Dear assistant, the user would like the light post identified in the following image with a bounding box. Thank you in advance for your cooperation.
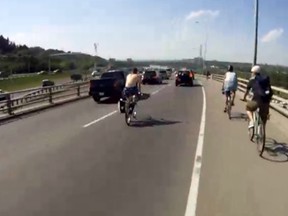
[195,21,208,73]
[253,0,259,66]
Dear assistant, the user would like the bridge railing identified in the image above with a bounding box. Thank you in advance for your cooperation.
[0,81,89,119]
[198,74,288,118]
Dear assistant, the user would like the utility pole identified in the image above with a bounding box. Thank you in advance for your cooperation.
[253,0,259,66]
[199,44,205,73]
[199,44,202,68]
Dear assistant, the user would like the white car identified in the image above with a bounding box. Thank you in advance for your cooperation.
[92,70,101,77]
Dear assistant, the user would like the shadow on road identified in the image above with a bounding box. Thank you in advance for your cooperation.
[144,82,169,85]
[262,138,288,162]
[230,112,248,121]
[131,117,181,128]
[100,93,151,104]
[177,84,202,88]
[99,97,119,104]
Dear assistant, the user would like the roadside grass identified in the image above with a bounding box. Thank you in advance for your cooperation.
[0,73,71,92]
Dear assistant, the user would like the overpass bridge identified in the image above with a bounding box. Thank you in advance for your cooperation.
[0,76,287,216]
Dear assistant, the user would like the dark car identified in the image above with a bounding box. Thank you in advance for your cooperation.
[42,79,55,87]
[159,70,169,80]
[70,73,83,82]
[142,70,162,84]
[0,89,7,102]
[175,70,194,86]
[89,70,127,103]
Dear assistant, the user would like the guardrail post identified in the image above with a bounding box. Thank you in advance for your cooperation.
[49,87,53,104]
[77,85,80,96]
[6,94,13,115]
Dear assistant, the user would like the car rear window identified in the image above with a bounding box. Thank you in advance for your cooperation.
[159,71,167,74]
[101,72,123,79]
[179,71,190,75]
[144,71,156,76]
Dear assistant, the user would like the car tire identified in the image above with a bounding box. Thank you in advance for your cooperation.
[92,95,101,103]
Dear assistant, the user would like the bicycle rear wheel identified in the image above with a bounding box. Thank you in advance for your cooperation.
[227,98,232,120]
[125,98,132,126]
[256,118,266,156]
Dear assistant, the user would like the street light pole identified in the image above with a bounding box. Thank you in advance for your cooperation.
[195,21,208,73]
[253,0,259,66]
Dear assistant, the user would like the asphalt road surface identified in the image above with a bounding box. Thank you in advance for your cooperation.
[0,78,288,216]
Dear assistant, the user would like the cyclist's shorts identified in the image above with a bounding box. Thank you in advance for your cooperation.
[246,100,269,123]
[123,86,138,98]
[224,90,235,97]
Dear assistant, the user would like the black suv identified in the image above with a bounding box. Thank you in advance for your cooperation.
[175,70,194,86]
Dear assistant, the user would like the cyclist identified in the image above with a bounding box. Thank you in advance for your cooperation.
[241,65,273,129]
[206,71,211,79]
[123,67,141,98]
[222,65,238,112]
[121,68,142,116]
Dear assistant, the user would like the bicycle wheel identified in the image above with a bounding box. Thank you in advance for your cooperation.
[248,112,255,141]
[227,97,232,120]
[125,98,132,126]
[256,117,266,156]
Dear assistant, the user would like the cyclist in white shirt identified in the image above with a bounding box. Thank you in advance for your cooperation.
[222,65,238,112]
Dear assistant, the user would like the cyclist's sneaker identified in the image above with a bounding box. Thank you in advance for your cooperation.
[248,121,254,129]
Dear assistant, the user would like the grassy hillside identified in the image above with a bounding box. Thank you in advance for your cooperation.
[0,35,108,76]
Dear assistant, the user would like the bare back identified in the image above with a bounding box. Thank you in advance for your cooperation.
[125,73,141,88]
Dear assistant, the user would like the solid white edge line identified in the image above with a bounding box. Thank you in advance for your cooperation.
[184,83,206,216]
[83,110,117,128]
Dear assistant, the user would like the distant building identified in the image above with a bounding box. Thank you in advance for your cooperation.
[127,58,133,63]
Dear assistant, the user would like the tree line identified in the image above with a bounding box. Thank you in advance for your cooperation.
[0,35,107,76]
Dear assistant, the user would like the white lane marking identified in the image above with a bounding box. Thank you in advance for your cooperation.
[151,85,167,95]
[184,83,207,216]
[83,110,117,128]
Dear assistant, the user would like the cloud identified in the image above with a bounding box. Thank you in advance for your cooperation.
[261,28,284,43]
[186,10,220,21]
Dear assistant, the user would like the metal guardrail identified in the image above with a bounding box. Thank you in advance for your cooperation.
[200,73,288,118]
[0,81,90,118]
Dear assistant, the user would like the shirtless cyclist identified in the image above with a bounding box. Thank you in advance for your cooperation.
[123,67,142,99]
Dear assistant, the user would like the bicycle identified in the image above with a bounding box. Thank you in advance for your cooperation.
[124,94,139,126]
[222,90,232,120]
[241,99,266,156]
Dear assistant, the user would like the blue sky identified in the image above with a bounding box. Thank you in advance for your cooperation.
[1,0,287,65]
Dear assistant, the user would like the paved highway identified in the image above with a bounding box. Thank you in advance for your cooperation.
[0,78,287,216]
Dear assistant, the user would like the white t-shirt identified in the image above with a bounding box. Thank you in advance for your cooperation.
[224,71,237,90]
